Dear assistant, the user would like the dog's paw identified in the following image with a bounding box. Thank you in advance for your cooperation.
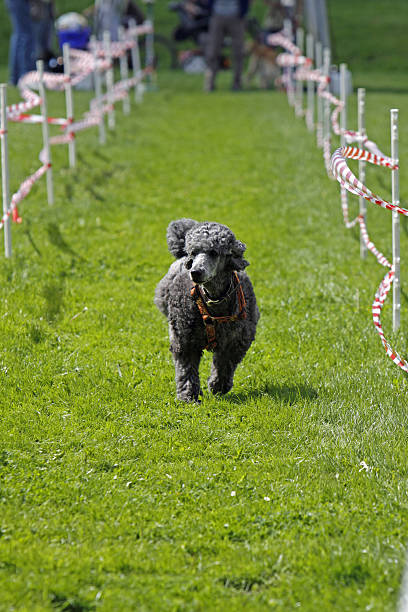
[177,385,201,403]
[177,392,201,404]
[207,377,233,396]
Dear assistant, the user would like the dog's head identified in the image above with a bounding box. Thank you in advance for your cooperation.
[184,222,249,284]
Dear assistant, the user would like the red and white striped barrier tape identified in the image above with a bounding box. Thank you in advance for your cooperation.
[331,146,402,214]
[1,23,150,228]
[267,31,392,166]
[8,112,69,127]
[266,30,407,374]
[276,53,311,68]
[8,21,151,118]
[331,146,408,372]
[266,32,300,55]
[372,268,408,372]
[0,162,50,230]
[358,213,391,268]
[340,186,359,228]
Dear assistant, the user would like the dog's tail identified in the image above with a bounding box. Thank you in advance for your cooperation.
[166,218,198,259]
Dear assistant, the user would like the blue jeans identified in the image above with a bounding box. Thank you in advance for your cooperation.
[5,0,35,85]
[32,3,54,59]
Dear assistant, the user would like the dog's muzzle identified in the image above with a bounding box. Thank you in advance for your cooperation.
[186,252,212,284]
[190,269,205,283]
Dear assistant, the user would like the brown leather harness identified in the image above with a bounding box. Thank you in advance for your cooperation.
[190,271,247,351]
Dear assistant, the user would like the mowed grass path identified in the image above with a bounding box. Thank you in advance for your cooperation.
[1,72,408,611]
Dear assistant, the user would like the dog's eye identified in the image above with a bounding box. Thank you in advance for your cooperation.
[185,258,193,270]
[209,250,217,258]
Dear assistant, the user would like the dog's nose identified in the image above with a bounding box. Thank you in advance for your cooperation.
[191,269,204,283]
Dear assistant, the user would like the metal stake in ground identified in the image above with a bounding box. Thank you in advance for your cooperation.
[315,40,323,148]
[129,19,143,103]
[295,27,304,118]
[91,35,106,145]
[63,43,76,168]
[143,0,155,89]
[0,84,11,257]
[322,47,331,166]
[306,33,314,131]
[37,60,54,205]
[118,26,130,115]
[391,108,400,332]
[339,63,348,222]
[103,30,115,130]
[357,88,367,259]
[283,19,294,107]
[339,63,348,148]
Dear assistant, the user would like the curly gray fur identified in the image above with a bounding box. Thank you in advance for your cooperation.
[155,219,260,402]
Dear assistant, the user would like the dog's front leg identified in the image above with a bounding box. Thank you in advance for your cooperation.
[172,350,202,403]
[208,351,242,396]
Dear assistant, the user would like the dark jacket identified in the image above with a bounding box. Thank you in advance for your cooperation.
[208,0,250,18]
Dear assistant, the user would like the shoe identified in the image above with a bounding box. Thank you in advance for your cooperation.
[231,82,243,91]
[204,69,216,92]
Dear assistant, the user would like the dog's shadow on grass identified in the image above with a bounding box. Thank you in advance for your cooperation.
[46,222,84,261]
[22,219,42,256]
[227,382,318,405]
[42,280,65,323]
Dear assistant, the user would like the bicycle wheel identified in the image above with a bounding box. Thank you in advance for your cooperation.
[139,34,178,70]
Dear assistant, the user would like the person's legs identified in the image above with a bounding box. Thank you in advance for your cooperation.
[204,14,225,91]
[32,20,42,59]
[5,0,20,84]
[228,16,246,89]
[32,8,54,60]
[95,3,121,41]
[5,0,35,84]
[7,28,18,85]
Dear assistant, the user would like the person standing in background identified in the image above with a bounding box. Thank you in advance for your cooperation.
[262,0,284,32]
[93,0,125,41]
[4,0,36,85]
[30,0,56,61]
[204,0,250,92]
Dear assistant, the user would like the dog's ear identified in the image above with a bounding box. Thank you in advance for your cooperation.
[229,240,249,270]
[166,218,198,259]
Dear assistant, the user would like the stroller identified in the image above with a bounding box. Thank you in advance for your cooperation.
[169,1,210,47]
[169,1,230,72]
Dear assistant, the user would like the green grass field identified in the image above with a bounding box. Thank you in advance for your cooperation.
[0,2,408,611]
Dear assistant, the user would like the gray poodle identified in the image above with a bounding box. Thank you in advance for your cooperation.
[155,218,260,402]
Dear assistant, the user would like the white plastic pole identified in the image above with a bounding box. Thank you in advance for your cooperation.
[340,63,347,147]
[103,30,115,130]
[295,27,304,118]
[339,62,348,222]
[306,33,314,131]
[283,19,294,107]
[322,47,331,157]
[37,60,54,206]
[391,108,400,332]
[129,19,143,103]
[91,36,106,145]
[0,84,11,257]
[118,26,130,114]
[315,40,323,147]
[144,0,155,87]
[357,88,367,259]
[63,43,76,168]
